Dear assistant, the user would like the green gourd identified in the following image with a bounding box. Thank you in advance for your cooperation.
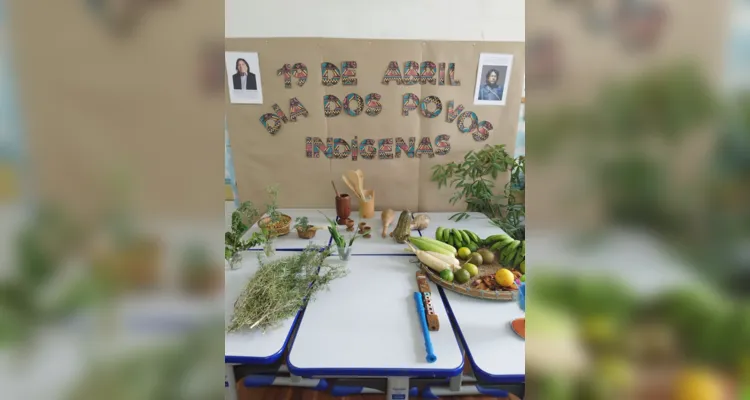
[390,210,412,243]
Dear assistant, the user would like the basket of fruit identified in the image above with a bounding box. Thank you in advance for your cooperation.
[406,234,523,301]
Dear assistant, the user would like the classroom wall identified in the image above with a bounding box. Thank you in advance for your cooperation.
[225,0,525,42]
[225,0,526,211]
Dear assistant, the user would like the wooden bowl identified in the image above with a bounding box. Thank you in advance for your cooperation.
[258,214,292,237]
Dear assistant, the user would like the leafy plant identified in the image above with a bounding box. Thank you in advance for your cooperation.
[320,212,364,248]
[228,185,286,261]
[224,211,264,264]
[265,185,281,223]
[236,200,261,227]
[431,145,525,239]
[294,216,312,231]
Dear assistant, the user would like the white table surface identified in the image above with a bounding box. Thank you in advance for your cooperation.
[288,255,464,376]
[225,251,302,363]
[441,289,525,381]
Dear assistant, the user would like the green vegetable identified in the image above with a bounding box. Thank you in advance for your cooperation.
[409,236,456,256]
[455,268,471,284]
[440,269,454,282]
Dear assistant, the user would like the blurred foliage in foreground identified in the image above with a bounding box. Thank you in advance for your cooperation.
[527,273,750,399]
[529,61,750,292]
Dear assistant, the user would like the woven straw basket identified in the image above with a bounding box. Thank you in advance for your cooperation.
[418,262,518,301]
[258,214,292,237]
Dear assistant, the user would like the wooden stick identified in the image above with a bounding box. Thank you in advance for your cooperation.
[331,180,340,198]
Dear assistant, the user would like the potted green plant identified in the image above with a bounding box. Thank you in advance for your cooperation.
[321,212,364,261]
[257,185,292,238]
[294,216,319,239]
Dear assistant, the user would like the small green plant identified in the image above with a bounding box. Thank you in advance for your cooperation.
[320,212,364,248]
[294,216,312,231]
[431,145,525,240]
[236,200,261,227]
[265,185,281,223]
[225,210,264,267]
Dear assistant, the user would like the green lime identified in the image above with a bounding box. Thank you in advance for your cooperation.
[455,268,471,284]
[469,252,483,266]
[439,269,454,282]
[521,274,526,282]
[519,260,525,274]
[463,263,479,277]
[457,247,471,260]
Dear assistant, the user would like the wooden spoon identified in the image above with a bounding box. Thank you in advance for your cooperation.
[341,171,362,199]
[354,169,371,201]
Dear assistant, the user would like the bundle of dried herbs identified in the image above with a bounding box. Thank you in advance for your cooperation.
[228,245,347,332]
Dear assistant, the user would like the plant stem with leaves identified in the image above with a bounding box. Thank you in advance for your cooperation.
[431,145,525,240]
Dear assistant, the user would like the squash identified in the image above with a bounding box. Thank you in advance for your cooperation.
[381,209,395,238]
[389,210,412,243]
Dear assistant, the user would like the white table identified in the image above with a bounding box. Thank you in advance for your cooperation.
[440,290,525,383]
[288,255,465,399]
[225,251,306,400]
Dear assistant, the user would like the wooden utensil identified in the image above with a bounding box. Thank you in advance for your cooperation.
[354,169,371,201]
[331,180,340,198]
[342,170,363,199]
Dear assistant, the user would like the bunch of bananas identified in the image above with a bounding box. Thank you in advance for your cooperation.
[485,234,525,270]
[435,227,481,251]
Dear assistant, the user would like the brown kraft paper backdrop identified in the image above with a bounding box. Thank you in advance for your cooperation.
[226,38,524,212]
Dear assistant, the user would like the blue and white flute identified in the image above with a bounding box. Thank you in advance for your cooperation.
[413,292,437,363]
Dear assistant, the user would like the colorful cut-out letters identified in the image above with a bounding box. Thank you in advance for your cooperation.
[305,136,450,159]
[383,61,459,86]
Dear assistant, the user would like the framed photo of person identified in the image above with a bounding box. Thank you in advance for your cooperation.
[473,53,514,106]
[225,51,264,104]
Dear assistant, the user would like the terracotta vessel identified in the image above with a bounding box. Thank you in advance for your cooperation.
[335,194,351,224]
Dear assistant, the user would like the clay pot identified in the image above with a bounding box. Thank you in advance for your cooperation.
[335,194,351,224]
[296,227,317,239]
[345,218,355,231]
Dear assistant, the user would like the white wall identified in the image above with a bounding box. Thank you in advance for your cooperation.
[226,0,525,41]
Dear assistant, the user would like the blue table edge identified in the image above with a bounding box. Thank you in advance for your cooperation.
[286,358,464,379]
[225,308,303,365]
[437,286,525,384]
